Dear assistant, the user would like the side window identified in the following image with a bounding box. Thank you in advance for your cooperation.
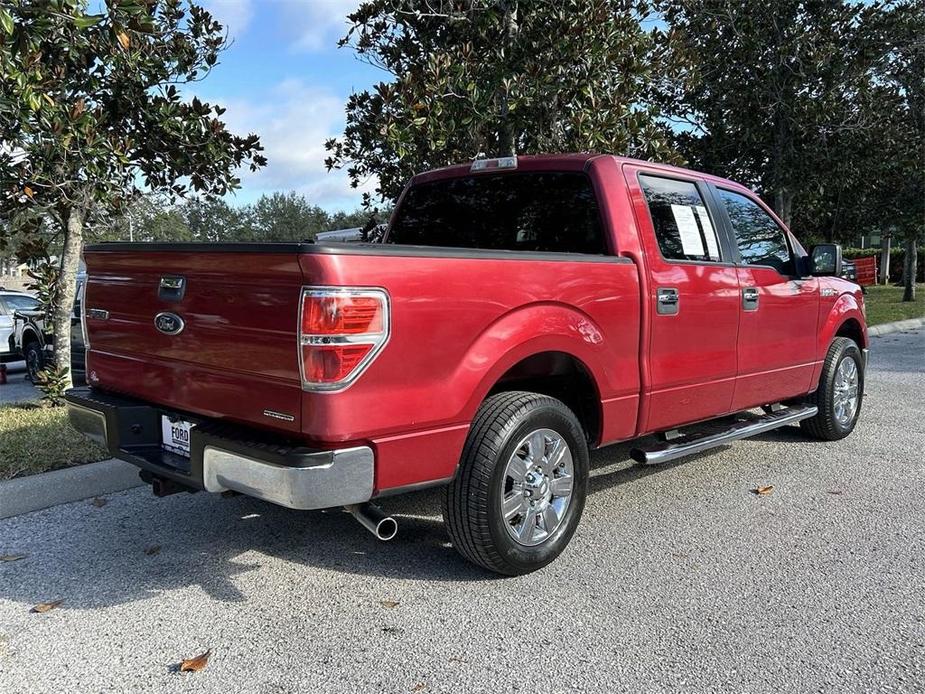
[717,189,794,275]
[639,174,722,263]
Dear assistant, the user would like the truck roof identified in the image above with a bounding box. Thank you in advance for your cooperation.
[411,153,750,193]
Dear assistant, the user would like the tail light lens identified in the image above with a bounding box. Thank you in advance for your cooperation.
[299,287,389,391]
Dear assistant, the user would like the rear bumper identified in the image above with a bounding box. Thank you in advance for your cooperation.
[64,387,374,510]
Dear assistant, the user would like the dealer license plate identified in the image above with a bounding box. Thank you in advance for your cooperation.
[161,416,192,457]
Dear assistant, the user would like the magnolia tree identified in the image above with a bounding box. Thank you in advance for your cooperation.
[325,0,688,203]
[0,0,265,389]
[656,0,914,233]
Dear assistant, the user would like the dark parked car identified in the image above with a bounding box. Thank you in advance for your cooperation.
[841,259,857,282]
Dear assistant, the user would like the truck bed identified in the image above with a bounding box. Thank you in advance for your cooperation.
[82,241,642,490]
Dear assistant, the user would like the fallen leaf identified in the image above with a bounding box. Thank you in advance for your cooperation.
[0,554,27,562]
[31,600,63,613]
[448,656,468,664]
[144,545,161,556]
[751,485,774,496]
[179,649,211,673]
[381,626,403,634]
[90,497,107,507]
[411,684,426,693]
[380,600,400,609]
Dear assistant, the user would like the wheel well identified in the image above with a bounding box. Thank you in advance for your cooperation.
[488,351,602,446]
[22,328,41,348]
[835,318,866,349]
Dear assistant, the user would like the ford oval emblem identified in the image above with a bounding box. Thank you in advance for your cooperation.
[154,312,185,335]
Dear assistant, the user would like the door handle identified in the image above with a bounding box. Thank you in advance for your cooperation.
[742,287,759,311]
[657,287,679,315]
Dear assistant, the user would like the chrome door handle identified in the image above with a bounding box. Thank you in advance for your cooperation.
[657,287,679,315]
[742,287,759,311]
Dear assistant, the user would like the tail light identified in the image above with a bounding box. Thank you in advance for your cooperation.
[298,287,390,391]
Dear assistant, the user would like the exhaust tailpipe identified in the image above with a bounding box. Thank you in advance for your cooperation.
[346,503,398,541]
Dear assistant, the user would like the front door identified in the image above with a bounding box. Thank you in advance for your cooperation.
[711,186,820,409]
[625,167,741,432]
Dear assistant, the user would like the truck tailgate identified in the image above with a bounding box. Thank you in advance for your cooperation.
[82,247,305,434]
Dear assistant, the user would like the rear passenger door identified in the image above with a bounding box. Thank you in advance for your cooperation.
[626,167,741,431]
[711,187,819,409]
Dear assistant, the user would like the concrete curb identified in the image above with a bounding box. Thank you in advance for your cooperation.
[868,317,924,337]
[0,458,143,520]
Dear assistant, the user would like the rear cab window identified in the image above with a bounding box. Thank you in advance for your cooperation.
[387,171,606,254]
[638,175,722,263]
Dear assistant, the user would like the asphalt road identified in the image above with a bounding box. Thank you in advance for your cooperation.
[0,361,38,405]
[1,330,923,694]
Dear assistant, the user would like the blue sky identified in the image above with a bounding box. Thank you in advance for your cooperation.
[194,1,379,211]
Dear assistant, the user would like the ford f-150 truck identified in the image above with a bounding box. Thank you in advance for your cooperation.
[66,154,867,575]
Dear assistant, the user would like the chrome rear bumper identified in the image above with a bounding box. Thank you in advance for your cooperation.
[201,445,373,509]
[64,387,374,511]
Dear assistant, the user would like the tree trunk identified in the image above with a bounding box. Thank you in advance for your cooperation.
[773,188,793,228]
[902,237,917,302]
[879,233,892,284]
[51,207,84,390]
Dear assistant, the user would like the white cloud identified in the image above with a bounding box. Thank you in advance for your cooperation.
[283,0,363,52]
[202,0,255,39]
[219,78,375,210]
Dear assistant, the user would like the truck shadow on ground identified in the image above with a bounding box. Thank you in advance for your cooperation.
[0,440,739,612]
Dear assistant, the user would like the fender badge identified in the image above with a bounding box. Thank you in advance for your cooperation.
[154,312,185,335]
[263,410,295,422]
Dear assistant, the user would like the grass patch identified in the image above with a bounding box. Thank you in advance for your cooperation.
[0,403,108,480]
[863,283,924,327]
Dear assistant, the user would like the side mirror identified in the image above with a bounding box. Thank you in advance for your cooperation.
[809,244,843,276]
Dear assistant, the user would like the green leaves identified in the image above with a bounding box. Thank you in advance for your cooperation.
[0,8,13,36]
[659,0,921,242]
[0,0,265,215]
[0,0,266,389]
[328,0,683,204]
[73,14,104,30]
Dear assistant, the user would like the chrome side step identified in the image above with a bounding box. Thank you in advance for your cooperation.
[630,405,818,465]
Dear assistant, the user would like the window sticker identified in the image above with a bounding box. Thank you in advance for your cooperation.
[695,206,719,259]
[670,204,705,256]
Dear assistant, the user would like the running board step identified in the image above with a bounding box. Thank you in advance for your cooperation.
[630,405,818,465]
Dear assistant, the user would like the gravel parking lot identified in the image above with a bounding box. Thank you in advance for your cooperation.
[0,330,923,694]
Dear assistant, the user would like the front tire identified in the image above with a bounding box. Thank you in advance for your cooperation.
[24,340,44,382]
[443,391,589,575]
[800,337,864,441]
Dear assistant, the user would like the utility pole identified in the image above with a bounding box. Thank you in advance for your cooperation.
[879,230,892,285]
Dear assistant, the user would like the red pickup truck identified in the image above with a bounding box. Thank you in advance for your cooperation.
[66,154,867,575]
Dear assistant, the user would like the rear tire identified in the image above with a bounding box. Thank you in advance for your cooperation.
[800,337,864,441]
[443,391,589,575]
[24,340,44,382]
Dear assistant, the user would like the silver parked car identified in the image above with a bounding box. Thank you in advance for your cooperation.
[0,280,87,382]
[0,289,41,365]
